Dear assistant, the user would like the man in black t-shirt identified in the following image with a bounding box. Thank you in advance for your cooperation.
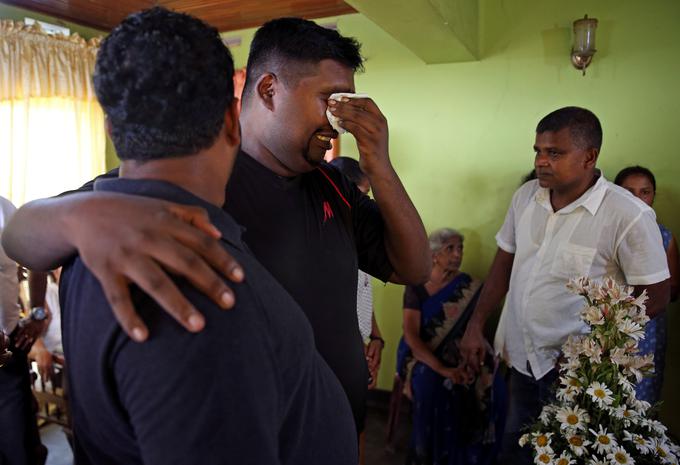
[2,17,431,434]
[58,9,357,463]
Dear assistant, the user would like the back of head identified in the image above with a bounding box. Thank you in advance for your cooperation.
[94,7,234,161]
[614,165,657,191]
[536,106,602,151]
[329,157,366,185]
[242,17,363,102]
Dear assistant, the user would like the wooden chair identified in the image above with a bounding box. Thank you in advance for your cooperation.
[30,354,73,446]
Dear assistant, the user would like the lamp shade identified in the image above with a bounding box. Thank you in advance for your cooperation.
[573,15,598,56]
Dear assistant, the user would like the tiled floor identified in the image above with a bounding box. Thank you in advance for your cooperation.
[39,396,412,465]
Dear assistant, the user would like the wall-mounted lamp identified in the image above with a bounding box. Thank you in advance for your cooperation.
[571,15,598,76]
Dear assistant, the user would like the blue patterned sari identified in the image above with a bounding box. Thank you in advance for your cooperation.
[635,223,672,404]
[397,273,506,465]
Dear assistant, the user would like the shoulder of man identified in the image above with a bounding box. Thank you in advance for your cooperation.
[599,180,656,222]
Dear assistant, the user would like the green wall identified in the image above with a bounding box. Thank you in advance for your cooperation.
[229,0,680,429]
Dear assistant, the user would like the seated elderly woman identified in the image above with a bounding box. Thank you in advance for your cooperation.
[396,228,505,465]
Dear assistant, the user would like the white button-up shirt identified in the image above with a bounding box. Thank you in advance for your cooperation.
[0,196,20,335]
[494,174,669,380]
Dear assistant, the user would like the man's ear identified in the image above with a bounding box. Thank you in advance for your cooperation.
[584,147,599,169]
[223,98,241,148]
[256,73,277,111]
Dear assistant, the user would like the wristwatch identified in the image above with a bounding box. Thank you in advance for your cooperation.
[30,306,47,321]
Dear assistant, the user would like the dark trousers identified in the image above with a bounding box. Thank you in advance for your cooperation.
[0,335,45,465]
[498,367,558,465]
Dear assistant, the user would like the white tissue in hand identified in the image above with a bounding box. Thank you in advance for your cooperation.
[326,93,369,134]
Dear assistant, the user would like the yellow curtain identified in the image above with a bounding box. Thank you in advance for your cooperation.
[0,20,105,205]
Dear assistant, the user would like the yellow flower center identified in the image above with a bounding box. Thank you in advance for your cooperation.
[557,459,568,465]
[569,436,583,446]
[598,435,610,445]
[536,436,549,447]
[658,447,668,458]
[594,388,606,398]
[623,410,631,418]
[567,414,578,425]
[635,437,645,445]
[615,452,627,463]
[538,454,551,464]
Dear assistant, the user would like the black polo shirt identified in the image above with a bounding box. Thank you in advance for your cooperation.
[60,178,357,465]
[68,150,394,431]
[225,151,393,430]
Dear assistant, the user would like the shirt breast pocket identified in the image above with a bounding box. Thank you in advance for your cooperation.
[550,243,597,280]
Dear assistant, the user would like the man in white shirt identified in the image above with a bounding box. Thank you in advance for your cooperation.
[459,107,670,464]
[0,195,47,464]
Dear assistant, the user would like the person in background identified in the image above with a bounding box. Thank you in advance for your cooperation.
[0,195,48,465]
[329,156,384,389]
[397,228,506,465]
[614,165,679,404]
[28,269,62,383]
[459,107,671,464]
[57,8,357,464]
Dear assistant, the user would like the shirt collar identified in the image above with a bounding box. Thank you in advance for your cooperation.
[534,170,609,215]
[94,177,245,249]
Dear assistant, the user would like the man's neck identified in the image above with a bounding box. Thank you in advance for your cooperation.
[119,151,230,207]
[240,111,297,178]
[550,171,599,212]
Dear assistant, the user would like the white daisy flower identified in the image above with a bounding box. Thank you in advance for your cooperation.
[555,451,576,465]
[652,438,672,462]
[519,433,531,447]
[617,374,635,394]
[534,450,554,465]
[590,425,617,454]
[613,405,638,427]
[531,432,554,449]
[587,459,608,465]
[649,420,668,435]
[539,406,555,426]
[556,405,590,431]
[586,381,614,408]
[566,433,590,457]
[606,445,634,464]
[623,431,653,454]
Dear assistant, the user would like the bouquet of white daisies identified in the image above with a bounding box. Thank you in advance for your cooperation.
[519,276,679,465]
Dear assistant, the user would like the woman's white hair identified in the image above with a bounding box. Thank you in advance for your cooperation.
[428,228,464,253]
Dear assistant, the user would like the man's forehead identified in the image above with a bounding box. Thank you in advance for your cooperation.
[296,59,355,91]
[534,127,573,146]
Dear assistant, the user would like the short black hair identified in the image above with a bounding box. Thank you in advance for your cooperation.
[94,7,234,161]
[329,157,366,185]
[614,165,657,191]
[243,17,363,101]
[536,107,602,151]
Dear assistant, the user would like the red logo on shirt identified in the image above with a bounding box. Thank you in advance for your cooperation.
[323,201,334,223]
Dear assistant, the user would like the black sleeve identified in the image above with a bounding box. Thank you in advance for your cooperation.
[319,164,394,281]
[57,168,119,197]
[112,284,282,465]
[403,285,423,310]
[352,191,394,282]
